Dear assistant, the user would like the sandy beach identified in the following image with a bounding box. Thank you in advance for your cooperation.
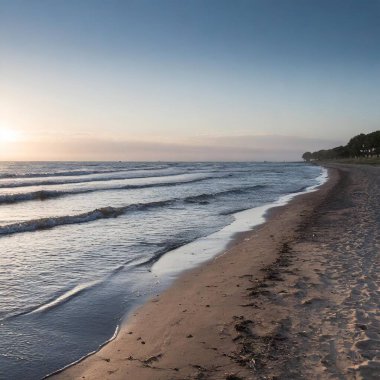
[52,163,379,380]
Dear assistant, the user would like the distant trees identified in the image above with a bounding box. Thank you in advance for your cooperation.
[302,152,312,162]
[302,131,380,161]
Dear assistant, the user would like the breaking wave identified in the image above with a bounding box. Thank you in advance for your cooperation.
[0,200,174,236]
[28,281,101,314]
[135,240,191,267]
[0,165,171,180]
[0,176,215,204]
[183,184,267,204]
[0,171,188,189]
[0,169,124,179]
[0,184,270,236]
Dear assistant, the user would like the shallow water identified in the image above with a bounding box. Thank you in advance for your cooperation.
[0,161,323,379]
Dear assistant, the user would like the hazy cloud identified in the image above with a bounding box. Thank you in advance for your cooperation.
[4,135,344,161]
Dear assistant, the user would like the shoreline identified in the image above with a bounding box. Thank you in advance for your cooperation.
[151,167,327,280]
[52,164,379,379]
[51,167,337,379]
[47,167,328,379]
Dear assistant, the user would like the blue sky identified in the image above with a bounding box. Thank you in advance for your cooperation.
[0,0,379,160]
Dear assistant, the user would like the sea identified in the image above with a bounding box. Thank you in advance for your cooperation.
[0,161,326,379]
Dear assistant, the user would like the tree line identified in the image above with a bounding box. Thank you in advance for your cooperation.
[302,131,380,161]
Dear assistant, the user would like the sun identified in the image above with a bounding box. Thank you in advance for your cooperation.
[0,128,21,142]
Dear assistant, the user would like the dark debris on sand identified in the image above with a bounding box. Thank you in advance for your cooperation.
[227,165,380,380]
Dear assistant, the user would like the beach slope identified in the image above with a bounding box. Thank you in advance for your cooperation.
[52,164,379,380]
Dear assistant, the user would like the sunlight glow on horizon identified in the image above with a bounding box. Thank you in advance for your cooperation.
[0,0,379,161]
[0,127,22,143]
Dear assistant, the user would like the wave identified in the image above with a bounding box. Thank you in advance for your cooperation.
[0,190,65,203]
[183,184,267,204]
[135,240,191,267]
[0,169,124,179]
[289,185,308,193]
[0,200,174,236]
[5,281,102,321]
[219,207,252,216]
[29,281,100,314]
[0,176,214,204]
[0,165,171,180]
[0,171,188,189]
[0,184,268,236]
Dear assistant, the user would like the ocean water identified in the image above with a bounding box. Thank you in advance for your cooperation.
[0,161,324,379]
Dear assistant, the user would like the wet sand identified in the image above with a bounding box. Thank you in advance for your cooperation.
[52,164,379,380]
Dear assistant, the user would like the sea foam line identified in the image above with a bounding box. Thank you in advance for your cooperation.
[24,165,167,178]
[0,164,174,180]
[0,175,214,205]
[0,170,188,189]
[0,168,126,179]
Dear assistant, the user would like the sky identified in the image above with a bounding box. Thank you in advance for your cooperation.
[0,0,379,161]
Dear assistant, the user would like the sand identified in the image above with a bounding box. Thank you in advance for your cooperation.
[51,164,380,380]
